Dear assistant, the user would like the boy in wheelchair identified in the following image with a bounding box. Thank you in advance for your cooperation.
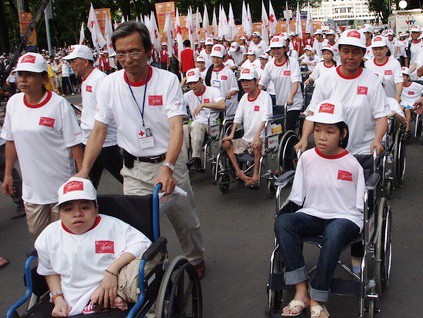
[183,68,226,172]
[274,100,365,317]
[34,177,152,316]
[221,67,273,186]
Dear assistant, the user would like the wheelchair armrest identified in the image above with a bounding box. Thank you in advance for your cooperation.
[26,248,38,258]
[142,237,167,262]
[365,172,380,191]
[275,170,296,188]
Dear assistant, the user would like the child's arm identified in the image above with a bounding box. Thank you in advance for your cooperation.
[45,274,71,317]
[91,252,136,309]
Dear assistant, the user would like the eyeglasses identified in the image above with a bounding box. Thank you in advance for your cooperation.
[114,51,143,61]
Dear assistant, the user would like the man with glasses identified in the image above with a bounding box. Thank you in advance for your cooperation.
[76,22,206,279]
[63,45,123,189]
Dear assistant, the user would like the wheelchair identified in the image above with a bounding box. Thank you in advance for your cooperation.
[214,104,301,197]
[7,184,203,318]
[413,112,423,143]
[266,152,392,318]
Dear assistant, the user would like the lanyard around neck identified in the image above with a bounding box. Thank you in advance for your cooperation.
[126,72,149,127]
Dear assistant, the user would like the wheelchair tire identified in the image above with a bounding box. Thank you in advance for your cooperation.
[155,255,203,318]
[392,129,406,187]
[267,179,276,198]
[218,174,231,193]
[374,198,392,296]
[366,297,377,318]
[266,246,286,315]
[277,130,299,174]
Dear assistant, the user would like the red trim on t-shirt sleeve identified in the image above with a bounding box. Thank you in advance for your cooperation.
[61,215,102,234]
[124,66,153,87]
[336,66,363,80]
[315,147,349,159]
[24,91,52,109]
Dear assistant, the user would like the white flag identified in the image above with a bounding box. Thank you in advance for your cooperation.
[104,16,116,68]
[195,7,202,43]
[242,1,247,37]
[87,3,107,50]
[203,4,210,37]
[150,12,161,53]
[268,0,277,36]
[186,7,195,49]
[121,15,125,23]
[218,5,228,40]
[261,2,269,45]
[228,4,236,41]
[285,1,290,34]
[306,2,313,35]
[164,13,173,58]
[79,22,85,45]
[174,9,184,61]
[212,7,218,38]
[246,4,253,38]
[296,1,302,39]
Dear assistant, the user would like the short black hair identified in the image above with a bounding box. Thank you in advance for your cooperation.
[111,21,152,53]
[183,40,191,47]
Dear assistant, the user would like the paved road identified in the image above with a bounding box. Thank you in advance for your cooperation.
[0,94,422,317]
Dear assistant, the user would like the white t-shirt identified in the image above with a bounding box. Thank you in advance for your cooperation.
[199,49,212,68]
[229,47,247,65]
[299,54,319,72]
[95,67,186,157]
[387,97,405,118]
[401,81,423,108]
[406,39,423,67]
[397,39,406,57]
[240,59,261,71]
[248,40,269,57]
[62,62,70,77]
[224,58,236,70]
[365,57,403,98]
[322,40,340,62]
[256,66,276,95]
[308,66,390,155]
[259,57,304,111]
[209,65,239,116]
[413,50,423,79]
[1,91,83,204]
[81,68,117,146]
[312,39,325,58]
[309,61,336,83]
[234,90,273,142]
[387,38,399,58]
[183,86,224,125]
[35,214,151,316]
[364,44,374,61]
[289,148,365,230]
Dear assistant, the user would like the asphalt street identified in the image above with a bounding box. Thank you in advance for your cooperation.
[0,94,422,317]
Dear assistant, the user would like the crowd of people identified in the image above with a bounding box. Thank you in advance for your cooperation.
[1,20,423,317]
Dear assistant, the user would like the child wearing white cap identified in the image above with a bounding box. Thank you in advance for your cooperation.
[35,177,152,316]
[275,100,365,318]
[304,46,337,87]
[400,67,423,137]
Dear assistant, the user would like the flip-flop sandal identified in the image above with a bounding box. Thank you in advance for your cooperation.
[0,257,9,270]
[281,300,308,316]
[82,303,107,315]
[310,305,330,318]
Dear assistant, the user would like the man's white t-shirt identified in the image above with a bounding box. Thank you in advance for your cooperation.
[259,57,303,111]
[95,67,186,157]
[387,38,399,58]
[248,40,269,57]
[401,81,423,107]
[240,59,261,71]
[234,90,273,142]
[364,44,374,61]
[229,46,247,65]
[81,68,117,146]
[256,66,276,95]
[289,148,365,230]
[208,65,239,116]
[312,39,325,58]
[308,66,390,155]
[365,57,403,98]
[183,86,224,125]
[1,91,83,204]
[407,39,423,67]
[35,214,151,316]
[309,61,336,83]
[199,49,212,68]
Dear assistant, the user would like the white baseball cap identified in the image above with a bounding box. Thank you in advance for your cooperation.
[321,45,334,54]
[205,37,214,45]
[246,48,256,56]
[269,36,286,48]
[401,67,410,76]
[315,30,323,35]
[259,52,269,59]
[161,42,167,46]
[411,25,421,33]
[240,36,246,40]
[386,29,394,36]
[326,30,336,36]
[361,24,374,34]
[186,68,201,83]
[252,31,261,38]
[229,42,240,52]
[14,53,48,73]
[196,56,205,63]
[304,45,313,51]
[371,35,388,48]
[238,67,258,80]
[289,32,296,37]
[307,100,345,124]
[54,177,97,210]
[210,44,226,58]
[63,45,94,61]
[339,29,366,49]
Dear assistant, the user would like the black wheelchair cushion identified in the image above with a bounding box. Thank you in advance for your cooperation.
[277,201,301,216]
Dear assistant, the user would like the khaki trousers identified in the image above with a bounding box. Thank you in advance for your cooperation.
[24,202,58,238]
[183,123,208,158]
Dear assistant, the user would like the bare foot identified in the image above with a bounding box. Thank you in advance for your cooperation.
[236,170,252,184]
[114,296,128,311]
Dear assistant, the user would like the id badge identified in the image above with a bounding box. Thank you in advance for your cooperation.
[212,80,221,88]
[138,127,155,149]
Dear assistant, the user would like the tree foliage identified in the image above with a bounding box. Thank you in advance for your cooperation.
[369,0,423,24]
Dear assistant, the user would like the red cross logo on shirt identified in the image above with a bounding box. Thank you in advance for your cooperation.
[139,131,145,137]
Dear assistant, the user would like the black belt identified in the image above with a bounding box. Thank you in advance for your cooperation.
[123,150,166,164]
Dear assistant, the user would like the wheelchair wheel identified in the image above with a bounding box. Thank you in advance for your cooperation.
[374,198,392,296]
[267,179,276,198]
[266,246,285,316]
[365,297,377,318]
[218,173,230,193]
[155,256,203,318]
[277,130,299,174]
[392,129,406,187]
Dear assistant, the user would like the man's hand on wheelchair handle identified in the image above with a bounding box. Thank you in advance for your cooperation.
[294,138,308,154]
[370,138,384,155]
[155,166,176,195]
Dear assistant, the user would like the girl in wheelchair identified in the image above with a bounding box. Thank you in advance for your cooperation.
[274,100,366,317]
[35,177,152,316]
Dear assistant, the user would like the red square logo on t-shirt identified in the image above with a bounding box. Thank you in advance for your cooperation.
[204,98,210,103]
[254,105,260,111]
[39,117,55,128]
[384,70,392,75]
[221,75,227,80]
[86,85,92,92]
[148,95,163,106]
[337,170,353,182]
[408,91,415,95]
[284,70,291,76]
[95,241,115,254]
[63,180,84,194]
[357,86,368,95]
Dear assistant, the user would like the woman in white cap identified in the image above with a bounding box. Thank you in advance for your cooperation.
[240,48,261,71]
[1,53,84,237]
[304,46,337,87]
[259,36,303,131]
[275,100,365,318]
[365,35,403,101]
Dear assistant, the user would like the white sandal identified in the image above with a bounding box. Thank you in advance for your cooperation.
[281,299,308,316]
[310,305,330,318]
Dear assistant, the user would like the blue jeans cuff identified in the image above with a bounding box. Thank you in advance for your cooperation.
[284,266,309,285]
[309,285,330,302]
